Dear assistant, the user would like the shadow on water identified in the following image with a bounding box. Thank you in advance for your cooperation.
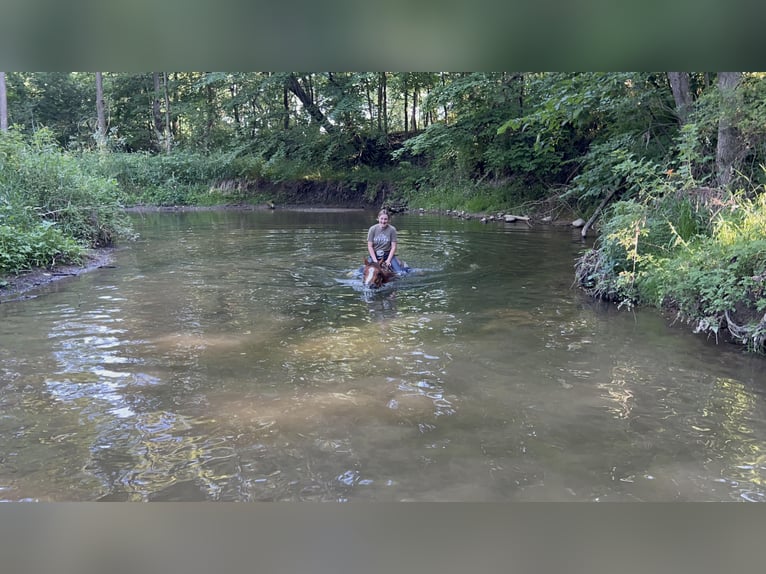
[1,210,766,501]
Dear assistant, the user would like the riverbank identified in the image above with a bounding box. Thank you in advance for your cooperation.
[0,248,116,303]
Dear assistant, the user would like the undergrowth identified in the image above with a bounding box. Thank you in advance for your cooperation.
[0,130,132,275]
[576,188,766,352]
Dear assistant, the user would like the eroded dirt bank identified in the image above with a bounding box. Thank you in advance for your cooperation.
[0,249,116,303]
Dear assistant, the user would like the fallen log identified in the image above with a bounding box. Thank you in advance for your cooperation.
[581,188,618,238]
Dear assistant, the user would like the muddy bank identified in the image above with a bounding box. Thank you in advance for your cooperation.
[0,249,116,303]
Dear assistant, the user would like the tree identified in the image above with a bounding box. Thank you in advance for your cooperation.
[6,72,91,147]
[163,73,172,153]
[95,72,106,148]
[0,72,7,132]
[667,72,692,125]
[152,72,164,151]
[378,72,388,134]
[285,73,335,133]
[716,72,743,187]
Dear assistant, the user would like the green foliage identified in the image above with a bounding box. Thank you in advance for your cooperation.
[566,135,666,206]
[674,121,716,188]
[5,72,94,148]
[577,190,766,351]
[0,130,132,276]
[0,219,82,274]
[393,73,561,187]
[714,190,766,245]
[84,149,266,206]
[0,130,132,246]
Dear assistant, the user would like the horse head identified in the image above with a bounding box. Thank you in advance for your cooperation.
[363,259,395,288]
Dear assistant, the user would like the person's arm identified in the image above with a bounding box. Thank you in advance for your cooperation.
[386,241,397,265]
[367,241,378,262]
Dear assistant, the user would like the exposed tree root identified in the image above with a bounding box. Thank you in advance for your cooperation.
[725,309,766,353]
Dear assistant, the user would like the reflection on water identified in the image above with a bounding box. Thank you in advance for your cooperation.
[1,209,766,501]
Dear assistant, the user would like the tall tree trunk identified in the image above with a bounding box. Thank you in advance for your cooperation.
[0,72,8,132]
[411,89,418,131]
[230,82,241,132]
[379,72,388,134]
[205,77,215,150]
[440,72,449,122]
[403,75,408,134]
[283,85,290,130]
[152,72,164,151]
[378,72,388,135]
[95,72,106,148]
[171,72,180,138]
[163,72,171,153]
[376,76,382,131]
[716,72,743,188]
[667,72,693,125]
[364,76,374,131]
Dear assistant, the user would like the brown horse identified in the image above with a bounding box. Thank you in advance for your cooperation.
[362,259,395,289]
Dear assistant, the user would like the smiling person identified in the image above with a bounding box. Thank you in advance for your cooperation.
[367,209,407,274]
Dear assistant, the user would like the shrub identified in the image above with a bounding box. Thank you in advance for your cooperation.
[0,220,82,274]
[576,188,766,352]
[1,130,132,247]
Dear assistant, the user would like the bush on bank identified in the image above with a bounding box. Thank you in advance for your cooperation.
[576,189,766,353]
[80,149,267,206]
[0,130,132,275]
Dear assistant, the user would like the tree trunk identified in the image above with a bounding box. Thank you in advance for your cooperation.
[377,75,383,131]
[286,74,334,133]
[95,72,106,147]
[716,72,743,188]
[667,72,692,125]
[424,89,431,128]
[152,73,164,151]
[230,82,241,132]
[0,72,8,132]
[411,89,418,131]
[441,72,449,122]
[364,76,374,131]
[581,188,619,238]
[172,72,180,137]
[163,73,171,153]
[205,77,215,150]
[381,72,388,134]
[403,75,408,134]
[283,85,289,130]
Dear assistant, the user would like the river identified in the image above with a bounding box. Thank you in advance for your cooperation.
[1,209,764,501]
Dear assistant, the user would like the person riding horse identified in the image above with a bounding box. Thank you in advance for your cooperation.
[367,209,406,273]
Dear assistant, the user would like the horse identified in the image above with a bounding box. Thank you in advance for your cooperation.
[362,259,396,289]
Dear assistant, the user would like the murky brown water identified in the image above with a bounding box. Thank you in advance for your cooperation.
[1,209,765,501]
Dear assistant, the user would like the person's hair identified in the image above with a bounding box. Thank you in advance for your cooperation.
[377,209,389,218]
